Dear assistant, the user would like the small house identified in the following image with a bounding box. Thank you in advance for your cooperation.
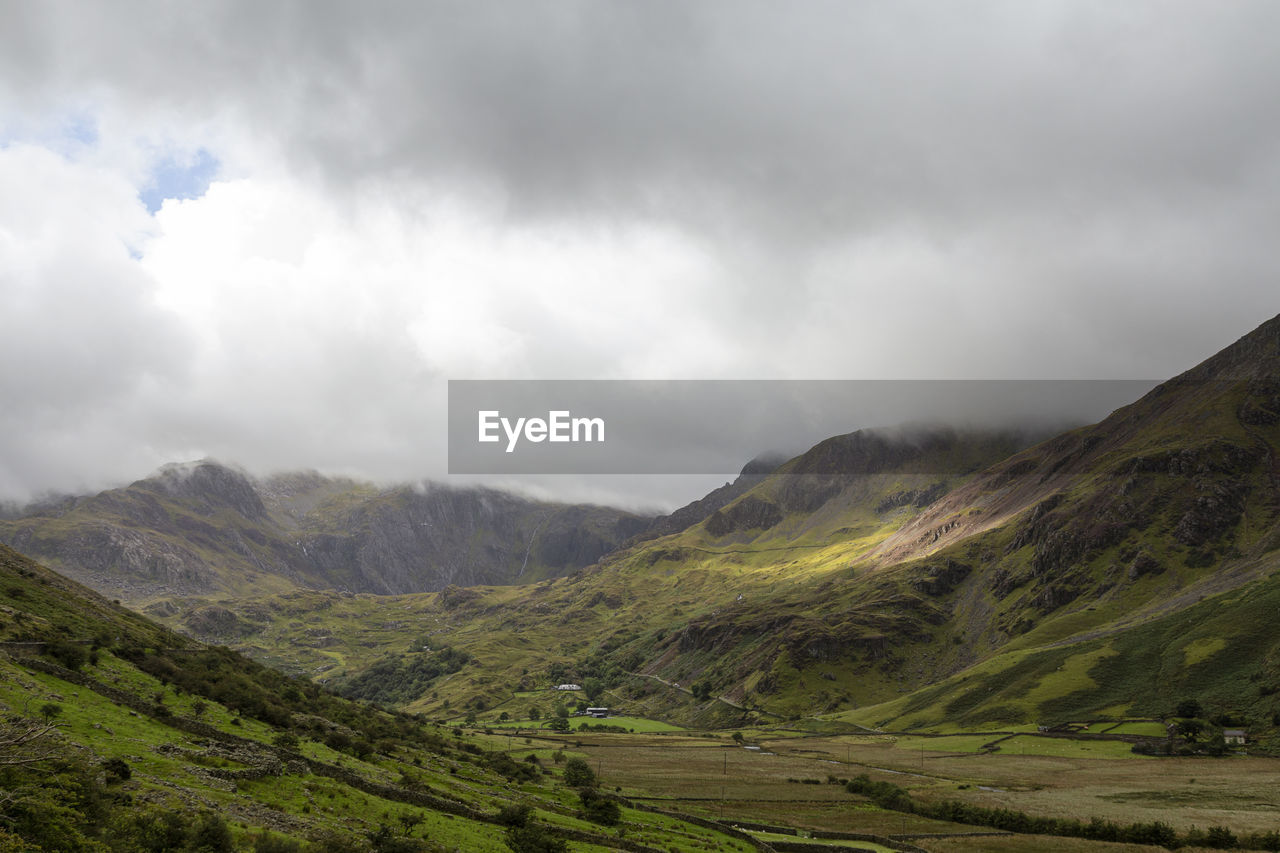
[586,707,610,718]
[1223,729,1247,745]
[556,683,582,691]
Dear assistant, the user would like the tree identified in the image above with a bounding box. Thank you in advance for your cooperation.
[582,678,604,703]
[579,788,621,826]
[0,715,61,767]
[528,706,541,721]
[38,703,62,724]
[188,811,234,852]
[396,813,422,836]
[499,711,510,721]
[1176,699,1203,718]
[1178,719,1205,742]
[563,757,595,788]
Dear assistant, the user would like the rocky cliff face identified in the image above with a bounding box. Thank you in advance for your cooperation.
[0,461,654,604]
[631,455,785,542]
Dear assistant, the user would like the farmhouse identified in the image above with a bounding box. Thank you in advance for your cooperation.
[1223,729,1247,745]
[586,707,610,718]
[555,683,581,691]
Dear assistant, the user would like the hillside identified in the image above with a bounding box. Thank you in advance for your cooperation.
[0,464,652,605]
[0,542,782,852]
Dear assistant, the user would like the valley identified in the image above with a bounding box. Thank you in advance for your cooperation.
[2,315,1280,850]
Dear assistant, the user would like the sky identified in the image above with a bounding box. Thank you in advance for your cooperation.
[1,1,1278,510]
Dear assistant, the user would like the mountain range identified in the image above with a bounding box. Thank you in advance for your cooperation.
[0,465,655,603]
[3,314,1279,742]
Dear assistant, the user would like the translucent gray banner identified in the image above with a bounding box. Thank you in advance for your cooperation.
[447,379,1159,475]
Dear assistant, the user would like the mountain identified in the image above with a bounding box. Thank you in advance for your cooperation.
[178,427,1048,715]
[0,463,653,605]
[624,453,786,544]
[6,315,1280,744]
[198,315,1280,741]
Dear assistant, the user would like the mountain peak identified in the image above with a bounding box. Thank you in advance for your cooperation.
[147,459,267,521]
[1182,312,1280,381]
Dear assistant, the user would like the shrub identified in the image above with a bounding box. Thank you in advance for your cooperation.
[579,788,621,826]
[102,757,131,783]
[272,732,300,750]
[187,812,234,852]
[562,757,595,788]
[505,824,567,853]
[497,803,532,827]
[43,638,87,670]
[253,833,303,853]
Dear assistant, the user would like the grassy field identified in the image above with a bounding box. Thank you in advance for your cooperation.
[743,829,896,850]
[892,734,1003,754]
[473,714,686,733]
[991,735,1147,760]
[1105,721,1170,737]
[924,837,1174,853]
[515,727,1280,842]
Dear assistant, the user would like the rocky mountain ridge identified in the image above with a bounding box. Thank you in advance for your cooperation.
[0,463,654,604]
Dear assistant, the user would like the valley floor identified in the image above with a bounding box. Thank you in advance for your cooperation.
[482,724,1280,851]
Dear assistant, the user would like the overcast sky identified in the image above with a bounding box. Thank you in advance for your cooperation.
[1,1,1278,509]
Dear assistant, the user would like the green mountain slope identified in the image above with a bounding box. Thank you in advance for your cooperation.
[0,463,653,606]
[192,315,1280,741]
[0,543,769,852]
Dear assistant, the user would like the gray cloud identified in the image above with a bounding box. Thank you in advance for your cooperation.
[0,1,1278,506]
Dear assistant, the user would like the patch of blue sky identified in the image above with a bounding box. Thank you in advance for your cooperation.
[0,109,98,152]
[61,112,99,146]
[139,147,220,214]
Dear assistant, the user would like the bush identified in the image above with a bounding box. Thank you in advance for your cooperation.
[108,805,188,852]
[1206,825,1237,848]
[579,789,621,826]
[102,757,131,783]
[43,638,87,670]
[187,812,234,852]
[562,757,595,788]
[497,803,532,827]
[272,732,300,750]
[253,833,302,853]
[505,824,567,853]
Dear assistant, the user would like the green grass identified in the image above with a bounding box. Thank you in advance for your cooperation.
[743,830,894,850]
[893,734,1003,754]
[572,715,685,732]
[1106,722,1169,737]
[2,543,857,853]
[993,735,1149,759]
